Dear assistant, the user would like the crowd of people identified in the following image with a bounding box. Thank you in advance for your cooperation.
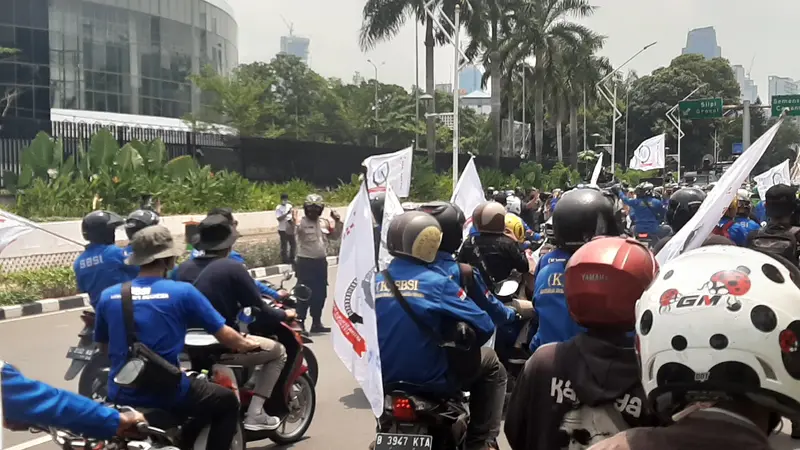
[5,176,800,450]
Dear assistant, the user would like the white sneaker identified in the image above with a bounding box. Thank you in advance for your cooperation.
[244,412,281,431]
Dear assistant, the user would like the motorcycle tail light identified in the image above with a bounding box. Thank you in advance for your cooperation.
[392,397,417,422]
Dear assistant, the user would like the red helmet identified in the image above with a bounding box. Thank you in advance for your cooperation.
[565,236,657,329]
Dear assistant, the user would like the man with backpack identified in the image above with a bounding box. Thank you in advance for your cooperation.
[505,237,660,450]
[747,184,800,266]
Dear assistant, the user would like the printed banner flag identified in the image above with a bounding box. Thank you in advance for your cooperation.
[657,119,784,266]
[754,159,791,201]
[378,184,404,271]
[363,146,413,198]
[590,153,603,185]
[332,183,384,417]
[791,149,800,185]
[451,157,485,236]
[629,134,666,170]
[0,209,35,255]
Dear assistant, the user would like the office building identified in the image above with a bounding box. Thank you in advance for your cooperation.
[769,76,800,99]
[681,26,722,60]
[732,64,759,103]
[435,83,452,94]
[280,34,309,64]
[0,0,238,121]
[459,64,482,94]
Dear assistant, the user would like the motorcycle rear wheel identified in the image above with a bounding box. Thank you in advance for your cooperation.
[266,373,316,444]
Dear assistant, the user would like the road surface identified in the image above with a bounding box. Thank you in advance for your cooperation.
[2,266,799,449]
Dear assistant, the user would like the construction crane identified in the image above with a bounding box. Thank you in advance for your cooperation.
[280,15,294,37]
[747,54,756,79]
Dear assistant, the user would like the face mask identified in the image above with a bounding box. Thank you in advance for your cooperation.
[281,199,288,205]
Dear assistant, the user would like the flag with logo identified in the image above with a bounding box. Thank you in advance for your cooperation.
[791,149,800,185]
[378,184,404,271]
[451,156,485,236]
[754,159,791,201]
[332,183,384,417]
[590,153,603,185]
[629,134,666,170]
[0,209,35,255]
[657,119,784,265]
[363,146,413,198]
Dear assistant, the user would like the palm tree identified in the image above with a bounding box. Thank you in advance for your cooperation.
[499,0,598,163]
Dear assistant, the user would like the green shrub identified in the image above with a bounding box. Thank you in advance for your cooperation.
[0,287,39,306]
[237,240,282,268]
[0,266,78,300]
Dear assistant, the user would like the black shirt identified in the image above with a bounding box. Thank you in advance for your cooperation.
[174,256,287,328]
[457,234,529,287]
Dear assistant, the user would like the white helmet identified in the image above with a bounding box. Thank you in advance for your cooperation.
[506,195,522,215]
[637,246,800,421]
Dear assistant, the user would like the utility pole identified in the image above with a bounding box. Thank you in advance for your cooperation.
[743,99,751,151]
[367,59,384,147]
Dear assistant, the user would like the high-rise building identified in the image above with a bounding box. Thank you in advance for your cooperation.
[732,65,759,103]
[768,76,800,99]
[280,35,310,64]
[682,26,722,60]
[459,64,482,94]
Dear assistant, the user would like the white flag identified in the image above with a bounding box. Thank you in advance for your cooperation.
[754,159,791,201]
[363,146,413,198]
[332,184,384,417]
[791,149,800,185]
[657,120,784,266]
[378,184,404,271]
[451,156,485,236]
[629,134,666,170]
[590,153,603,185]
[0,209,35,255]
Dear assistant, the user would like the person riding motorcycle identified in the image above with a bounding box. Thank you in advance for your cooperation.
[74,211,139,308]
[2,361,145,438]
[418,201,517,327]
[172,215,292,431]
[733,189,761,236]
[376,211,505,450]
[530,188,621,353]
[712,196,753,246]
[652,187,706,254]
[94,225,260,450]
[123,209,160,257]
[458,201,529,289]
[590,246,800,450]
[615,182,664,239]
[506,237,660,450]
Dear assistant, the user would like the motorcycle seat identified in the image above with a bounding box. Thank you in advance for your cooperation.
[184,329,225,350]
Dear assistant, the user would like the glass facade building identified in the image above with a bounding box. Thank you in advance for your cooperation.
[0,0,238,121]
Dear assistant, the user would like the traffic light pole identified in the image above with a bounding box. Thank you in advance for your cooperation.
[666,84,706,180]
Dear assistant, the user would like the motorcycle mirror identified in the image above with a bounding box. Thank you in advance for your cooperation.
[283,271,294,281]
[495,279,520,297]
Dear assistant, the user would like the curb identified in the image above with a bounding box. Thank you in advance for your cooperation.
[0,257,340,322]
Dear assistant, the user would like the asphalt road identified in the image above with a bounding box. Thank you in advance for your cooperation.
[2,266,800,450]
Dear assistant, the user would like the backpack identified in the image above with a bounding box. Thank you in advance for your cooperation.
[558,403,630,450]
[712,220,735,239]
[748,224,800,265]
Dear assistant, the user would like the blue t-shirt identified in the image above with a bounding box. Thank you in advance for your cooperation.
[74,244,139,308]
[94,277,225,409]
[190,249,245,264]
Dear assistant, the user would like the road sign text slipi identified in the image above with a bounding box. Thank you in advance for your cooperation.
[772,95,800,117]
[679,98,723,119]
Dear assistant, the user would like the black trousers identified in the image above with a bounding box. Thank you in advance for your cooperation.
[174,378,240,450]
[278,231,296,264]
[295,256,328,323]
[458,348,507,450]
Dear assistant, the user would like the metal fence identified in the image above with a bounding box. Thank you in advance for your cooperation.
[0,120,233,188]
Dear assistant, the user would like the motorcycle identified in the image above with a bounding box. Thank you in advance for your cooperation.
[184,305,316,445]
[63,310,109,399]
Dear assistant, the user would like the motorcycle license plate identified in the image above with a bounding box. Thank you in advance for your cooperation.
[66,346,96,361]
[374,433,432,450]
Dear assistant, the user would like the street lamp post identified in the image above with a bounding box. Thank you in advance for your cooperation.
[666,83,707,180]
[367,59,384,147]
[596,41,656,173]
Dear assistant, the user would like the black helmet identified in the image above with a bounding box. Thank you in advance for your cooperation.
[635,182,654,198]
[370,192,386,223]
[125,209,161,240]
[492,191,508,206]
[82,210,124,245]
[666,188,705,232]
[386,211,442,263]
[552,189,618,251]
[417,201,465,254]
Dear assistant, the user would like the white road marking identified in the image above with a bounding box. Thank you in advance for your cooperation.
[5,435,52,450]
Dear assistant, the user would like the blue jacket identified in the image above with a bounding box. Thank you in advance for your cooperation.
[620,193,664,234]
[74,244,139,308]
[184,250,281,299]
[1,362,120,438]
[735,216,761,238]
[753,201,767,224]
[715,217,752,246]
[376,258,494,394]
[530,248,585,353]
[429,251,516,326]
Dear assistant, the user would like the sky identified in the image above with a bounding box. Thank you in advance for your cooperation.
[226,0,800,96]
